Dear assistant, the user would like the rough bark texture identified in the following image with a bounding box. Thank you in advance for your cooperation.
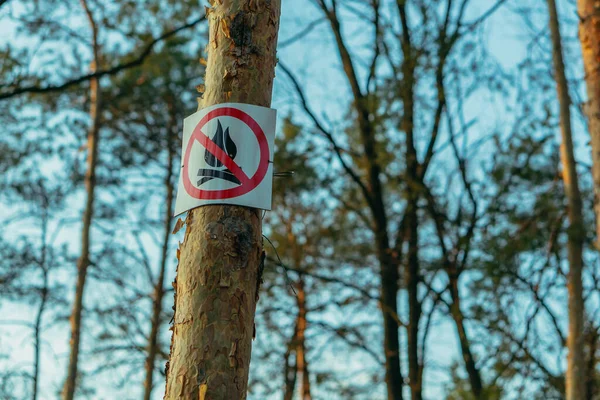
[163,1,281,399]
[547,1,586,398]
[63,1,100,398]
[578,0,600,246]
[143,103,176,400]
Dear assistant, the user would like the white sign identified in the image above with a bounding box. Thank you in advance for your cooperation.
[174,103,276,215]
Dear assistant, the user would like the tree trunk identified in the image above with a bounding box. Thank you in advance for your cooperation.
[374,230,403,400]
[547,1,586,399]
[586,327,598,400]
[402,42,422,400]
[143,101,176,400]
[405,203,421,400]
[283,224,311,400]
[163,1,281,399]
[448,268,483,400]
[295,279,311,400]
[63,1,100,398]
[283,339,297,400]
[32,269,48,400]
[281,279,312,400]
[578,0,600,247]
[322,7,404,399]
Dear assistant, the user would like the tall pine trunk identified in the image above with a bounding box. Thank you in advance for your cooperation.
[547,1,586,398]
[142,100,176,400]
[163,1,281,398]
[63,1,100,398]
[295,278,311,400]
[282,278,312,400]
[578,0,600,246]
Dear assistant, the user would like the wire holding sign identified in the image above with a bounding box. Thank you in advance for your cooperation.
[174,103,276,215]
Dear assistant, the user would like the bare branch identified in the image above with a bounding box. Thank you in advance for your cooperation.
[0,15,206,100]
[279,18,326,48]
[278,62,373,206]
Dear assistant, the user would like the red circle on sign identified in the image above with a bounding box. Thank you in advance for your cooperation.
[182,107,270,200]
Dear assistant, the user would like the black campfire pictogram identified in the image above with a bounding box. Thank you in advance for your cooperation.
[197,120,241,186]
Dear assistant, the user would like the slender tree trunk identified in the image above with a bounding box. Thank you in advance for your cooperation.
[163,1,281,398]
[281,279,312,400]
[63,2,100,398]
[448,268,483,400]
[295,279,311,400]
[402,46,422,400]
[283,226,312,400]
[142,102,176,400]
[586,327,598,400]
[405,203,421,400]
[318,4,404,398]
[327,11,404,400]
[375,233,403,400]
[578,0,600,246]
[283,330,298,400]
[32,213,48,400]
[32,270,48,400]
[547,1,586,398]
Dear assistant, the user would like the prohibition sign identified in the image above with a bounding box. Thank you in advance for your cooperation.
[182,107,270,200]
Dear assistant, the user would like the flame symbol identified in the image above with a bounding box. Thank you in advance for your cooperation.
[204,120,237,167]
[197,120,241,187]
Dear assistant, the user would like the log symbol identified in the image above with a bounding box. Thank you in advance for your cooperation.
[197,120,241,186]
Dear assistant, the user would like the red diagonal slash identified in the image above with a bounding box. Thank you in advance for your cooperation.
[194,132,251,186]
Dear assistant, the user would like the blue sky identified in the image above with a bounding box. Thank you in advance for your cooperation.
[0,0,594,399]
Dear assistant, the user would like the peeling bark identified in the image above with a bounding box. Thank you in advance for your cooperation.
[547,1,586,398]
[63,1,101,398]
[164,1,281,399]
